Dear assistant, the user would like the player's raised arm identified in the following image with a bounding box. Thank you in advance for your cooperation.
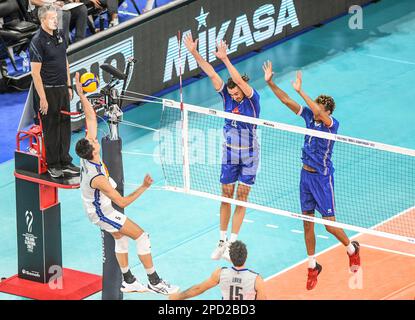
[75,72,97,140]
[215,40,253,97]
[184,34,223,91]
[254,275,267,300]
[292,71,332,127]
[91,174,153,209]
[263,61,301,114]
[169,268,221,300]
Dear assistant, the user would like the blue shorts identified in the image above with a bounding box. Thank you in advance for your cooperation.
[300,169,336,217]
[220,145,259,186]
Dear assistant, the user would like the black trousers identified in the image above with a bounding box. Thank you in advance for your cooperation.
[34,86,73,169]
[99,0,119,16]
[83,0,119,15]
[61,5,88,44]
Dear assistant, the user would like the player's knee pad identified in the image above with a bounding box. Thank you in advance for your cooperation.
[115,236,129,254]
[136,232,151,255]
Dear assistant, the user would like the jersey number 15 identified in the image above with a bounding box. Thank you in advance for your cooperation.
[229,285,243,300]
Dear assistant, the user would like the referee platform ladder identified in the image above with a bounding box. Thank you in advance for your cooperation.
[0,125,102,300]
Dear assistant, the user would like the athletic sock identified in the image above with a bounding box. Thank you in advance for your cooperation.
[122,269,136,284]
[220,231,227,242]
[145,266,155,275]
[229,233,238,243]
[308,256,316,269]
[120,266,129,274]
[147,271,161,285]
[347,242,356,255]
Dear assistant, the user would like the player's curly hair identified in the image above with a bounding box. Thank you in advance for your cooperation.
[75,138,94,160]
[315,95,336,114]
[227,74,250,89]
[229,240,248,267]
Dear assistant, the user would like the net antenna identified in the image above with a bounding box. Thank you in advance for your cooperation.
[178,30,190,191]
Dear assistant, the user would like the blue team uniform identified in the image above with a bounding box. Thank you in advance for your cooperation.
[218,83,260,186]
[298,106,339,217]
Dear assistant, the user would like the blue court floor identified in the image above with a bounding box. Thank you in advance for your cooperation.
[0,0,414,299]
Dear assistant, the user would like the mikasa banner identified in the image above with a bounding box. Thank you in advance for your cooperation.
[61,0,373,130]
[162,1,300,83]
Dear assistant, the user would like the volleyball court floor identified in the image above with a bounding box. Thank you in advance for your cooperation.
[0,0,414,299]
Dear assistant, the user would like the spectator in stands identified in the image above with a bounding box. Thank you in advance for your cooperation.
[27,0,87,43]
[84,0,119,27]
[143,1,178,13]
[29,5,80,178]
[143,0,154,13]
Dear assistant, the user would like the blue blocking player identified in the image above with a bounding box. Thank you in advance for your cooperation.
[184,35,260,262]
[263,61,361,290]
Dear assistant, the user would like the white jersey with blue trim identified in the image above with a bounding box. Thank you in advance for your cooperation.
[80,159,117,223]
[220,267,258,300]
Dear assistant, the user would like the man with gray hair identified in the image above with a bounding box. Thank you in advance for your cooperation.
[29,5,80,178]
[27,0,87,44]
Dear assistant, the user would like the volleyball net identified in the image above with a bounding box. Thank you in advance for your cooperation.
[158,99,415,245]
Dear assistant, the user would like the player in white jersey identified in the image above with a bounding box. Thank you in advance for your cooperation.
[74,72,179,295]
[169,241,267,300]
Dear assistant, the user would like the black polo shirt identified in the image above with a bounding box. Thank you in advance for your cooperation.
[29,27,68,86]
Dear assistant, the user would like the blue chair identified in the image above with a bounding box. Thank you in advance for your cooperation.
[0,0,37,71]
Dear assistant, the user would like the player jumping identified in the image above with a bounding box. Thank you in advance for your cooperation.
[263,61,361,290]
[74,72,179,295]
[184,35,261,262]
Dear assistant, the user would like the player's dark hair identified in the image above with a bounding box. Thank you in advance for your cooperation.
[316,95,336,114]
[75,138,94,160]
[227,74,250,89]
[229,240,248,267]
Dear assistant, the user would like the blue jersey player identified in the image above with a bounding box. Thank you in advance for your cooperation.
[263,61,361,290]
[185,35,260,262]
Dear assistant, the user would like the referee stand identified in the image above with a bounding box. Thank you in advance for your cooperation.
[0,123,102,300]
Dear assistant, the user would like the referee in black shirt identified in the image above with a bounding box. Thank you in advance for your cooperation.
[29,5,79,178]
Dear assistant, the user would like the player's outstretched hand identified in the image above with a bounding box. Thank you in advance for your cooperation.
[214,40,229,61]
[74,72,84,97]
[142,174,153,189]
[263,60,274,83]
[292,71,302,93]
[184,34,198,54]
